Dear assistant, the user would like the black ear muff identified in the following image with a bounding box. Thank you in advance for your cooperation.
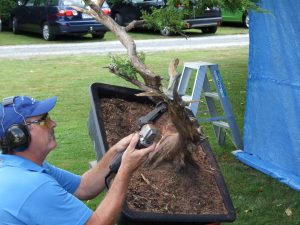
[5,124,31,152]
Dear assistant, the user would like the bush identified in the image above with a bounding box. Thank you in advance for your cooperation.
[0,0,17,22]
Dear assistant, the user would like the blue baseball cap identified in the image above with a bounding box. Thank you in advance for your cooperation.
[0,96,57,138]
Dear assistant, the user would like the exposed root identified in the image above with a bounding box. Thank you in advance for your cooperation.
[144,119,199,172]
[140,173,175,198]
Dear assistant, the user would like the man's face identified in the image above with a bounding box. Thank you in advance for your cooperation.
[26,114,57,154]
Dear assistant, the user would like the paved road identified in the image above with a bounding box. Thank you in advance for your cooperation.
[0,34,248,59]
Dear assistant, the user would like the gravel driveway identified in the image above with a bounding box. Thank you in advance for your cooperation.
[0,34,249,59]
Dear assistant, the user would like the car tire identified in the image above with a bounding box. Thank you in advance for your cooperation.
[92,32,105,39]
[160,27,173,36]
[114,13,123,26]
[42,22,55,41]
[12,17,20,34]
[201,26,217,34]
[243,12,249,28]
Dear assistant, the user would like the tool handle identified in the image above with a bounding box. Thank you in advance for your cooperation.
[109,153,123,173]
[138,102,167,126]
[108,140,145,173]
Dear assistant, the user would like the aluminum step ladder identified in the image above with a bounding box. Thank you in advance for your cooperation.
[177,61,243,149]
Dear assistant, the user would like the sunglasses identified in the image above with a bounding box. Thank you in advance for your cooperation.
[26,113,52,127]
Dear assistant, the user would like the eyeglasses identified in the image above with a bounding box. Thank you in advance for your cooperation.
[26,113,52,127]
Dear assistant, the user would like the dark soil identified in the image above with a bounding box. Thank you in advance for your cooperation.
[100,98,227,215]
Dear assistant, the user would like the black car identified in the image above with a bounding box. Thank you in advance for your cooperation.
[110,0,222,36]
[10,0,111,40]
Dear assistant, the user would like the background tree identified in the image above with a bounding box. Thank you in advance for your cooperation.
[0,0,17,23]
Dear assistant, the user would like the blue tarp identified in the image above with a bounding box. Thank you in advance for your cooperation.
[233,0,300,190]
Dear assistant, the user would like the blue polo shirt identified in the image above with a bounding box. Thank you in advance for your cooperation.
[0,154,93,225]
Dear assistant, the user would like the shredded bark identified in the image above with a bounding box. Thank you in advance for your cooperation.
[99,98,227,215]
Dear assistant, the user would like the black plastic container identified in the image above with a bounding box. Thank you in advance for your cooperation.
[88,82,236,225]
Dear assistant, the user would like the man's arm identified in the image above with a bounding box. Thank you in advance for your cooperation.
[84,166,131,225]
[74,142,121,200]
[84,133,155,225]
[75,133,144,200]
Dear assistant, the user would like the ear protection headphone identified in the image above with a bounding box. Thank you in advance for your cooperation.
[0,96,31,153]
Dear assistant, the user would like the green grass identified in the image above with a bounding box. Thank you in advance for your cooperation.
[0,25,248,46]
[1,47,299,224]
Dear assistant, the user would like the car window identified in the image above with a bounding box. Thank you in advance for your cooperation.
[131,0,144,3]
[61,0,108,7]
[25,0,35,6]
[62,0,85,7]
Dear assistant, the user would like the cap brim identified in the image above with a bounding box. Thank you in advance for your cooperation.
[30,96,57,117]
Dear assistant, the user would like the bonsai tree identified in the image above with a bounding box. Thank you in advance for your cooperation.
[74,0,257,171]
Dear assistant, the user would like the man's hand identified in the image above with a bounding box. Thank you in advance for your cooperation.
[120,133,156,174]
[111,133,135,154]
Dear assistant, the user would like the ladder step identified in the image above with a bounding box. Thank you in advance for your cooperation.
[184,62,214,69]
[204,92,219,99]
[212,121,230,129]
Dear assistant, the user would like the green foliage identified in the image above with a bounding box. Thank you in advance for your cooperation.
[141,0,259,34]
[0,0,17,21]
[109,52,146,80]
[142,6,186,34]
[219,0,260,12]
[106,0,120,6]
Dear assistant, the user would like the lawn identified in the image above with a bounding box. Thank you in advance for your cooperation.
[0,47,299,224]
[0,25,248,46]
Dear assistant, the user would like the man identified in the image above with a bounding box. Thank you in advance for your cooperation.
[0,96,155,225]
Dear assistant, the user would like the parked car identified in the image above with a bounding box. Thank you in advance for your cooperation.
[221,9,249,28]
[109,0,222,36]
[10,0,111,40]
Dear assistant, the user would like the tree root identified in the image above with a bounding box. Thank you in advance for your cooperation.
[144,119,200,172]
[140,173,175,198]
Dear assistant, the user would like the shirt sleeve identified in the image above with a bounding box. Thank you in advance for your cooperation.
[19,180,93,225]
[43,161,81,194]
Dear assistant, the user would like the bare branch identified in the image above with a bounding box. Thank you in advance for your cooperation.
[107,64,161,94]
[164,58,181,98]
[135,92,162,97]
[83,0,162,88]
[168,58,180,78]
[125,20,145,32]
[178,31,189,39]
[177,23,190,39]
[172,73,183,103]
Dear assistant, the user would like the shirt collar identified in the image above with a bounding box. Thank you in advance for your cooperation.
[0,154,46,172]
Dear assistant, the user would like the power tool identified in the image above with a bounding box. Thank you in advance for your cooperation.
[108,101,167,174]
[104,101,167,187]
